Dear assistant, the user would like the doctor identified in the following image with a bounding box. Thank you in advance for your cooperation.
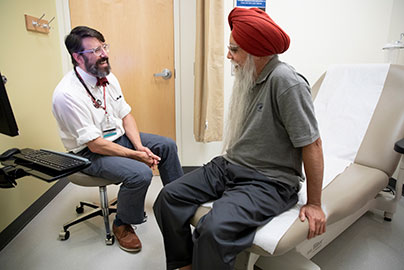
[153,7,326,270]
[52,26,183,253]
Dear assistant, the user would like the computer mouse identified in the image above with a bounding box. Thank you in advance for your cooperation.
[0,148,21,161]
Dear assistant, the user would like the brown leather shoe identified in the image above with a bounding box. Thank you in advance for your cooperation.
[113,224,142,252]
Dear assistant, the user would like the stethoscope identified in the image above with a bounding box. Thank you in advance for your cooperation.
[74,66,105,110]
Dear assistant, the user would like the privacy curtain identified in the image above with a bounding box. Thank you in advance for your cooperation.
[194,0,224,142]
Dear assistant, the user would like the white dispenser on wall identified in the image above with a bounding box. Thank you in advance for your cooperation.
[383,33,404,64]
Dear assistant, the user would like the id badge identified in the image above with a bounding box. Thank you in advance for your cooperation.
[101,115,117,138]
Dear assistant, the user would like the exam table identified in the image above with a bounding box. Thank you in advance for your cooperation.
[191,64,404,270]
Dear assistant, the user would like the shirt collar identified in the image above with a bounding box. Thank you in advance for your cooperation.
[255,55,280,85]
[76,66,98,89]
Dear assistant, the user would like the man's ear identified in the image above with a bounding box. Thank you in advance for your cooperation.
[73,52,83,65]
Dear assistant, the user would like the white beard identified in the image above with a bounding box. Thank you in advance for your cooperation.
[223,54,257,152]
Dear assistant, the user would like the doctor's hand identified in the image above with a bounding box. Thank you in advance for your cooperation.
[136,146,160,168]
[299,203,326,239]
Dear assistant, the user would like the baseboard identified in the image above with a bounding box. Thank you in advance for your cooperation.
[0,177,69,252]
[0,166,201,252]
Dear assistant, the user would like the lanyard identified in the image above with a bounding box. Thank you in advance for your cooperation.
[74,67,107,113]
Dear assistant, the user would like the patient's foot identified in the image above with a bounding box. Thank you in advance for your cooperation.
[179,265,192,270]
[113,224,142,252]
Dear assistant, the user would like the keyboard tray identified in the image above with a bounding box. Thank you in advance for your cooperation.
[3,148,91,182]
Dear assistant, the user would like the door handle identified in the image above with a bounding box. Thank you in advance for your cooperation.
[153,68,172,80]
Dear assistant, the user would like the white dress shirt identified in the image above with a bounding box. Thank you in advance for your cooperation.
[52,67,131,153]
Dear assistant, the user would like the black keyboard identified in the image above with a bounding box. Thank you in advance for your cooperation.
[13,148,90,172]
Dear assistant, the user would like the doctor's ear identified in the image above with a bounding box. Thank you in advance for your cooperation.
[73,52,84,65]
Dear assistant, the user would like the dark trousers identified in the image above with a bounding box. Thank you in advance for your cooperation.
[153,156,298,270]
[78,133,183,225]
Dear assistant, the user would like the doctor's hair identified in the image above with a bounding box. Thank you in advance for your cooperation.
[65,26,106,66]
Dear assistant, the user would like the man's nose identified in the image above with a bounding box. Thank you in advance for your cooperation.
[227,50,233,59]
[100,48,108,57]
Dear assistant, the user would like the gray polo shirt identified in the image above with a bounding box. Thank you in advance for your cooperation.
[224,55,320,188]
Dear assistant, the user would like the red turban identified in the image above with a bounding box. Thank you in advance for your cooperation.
[228,7,290,56]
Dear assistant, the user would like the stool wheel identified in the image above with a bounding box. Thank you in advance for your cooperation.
[76,205,84,214]
[59,230,70,241]
[106,235,115,245]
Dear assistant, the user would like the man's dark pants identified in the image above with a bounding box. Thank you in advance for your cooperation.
[153,156,298,270]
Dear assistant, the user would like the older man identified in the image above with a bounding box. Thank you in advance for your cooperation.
[153,7,326,270]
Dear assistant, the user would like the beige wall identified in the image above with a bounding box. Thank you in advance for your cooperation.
[0,0,65,232]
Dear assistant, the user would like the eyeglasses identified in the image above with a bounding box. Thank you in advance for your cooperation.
[227,44,239,56]
[79,44,110,57]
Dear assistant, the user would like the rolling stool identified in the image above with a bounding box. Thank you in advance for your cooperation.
[58,172,120,245]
